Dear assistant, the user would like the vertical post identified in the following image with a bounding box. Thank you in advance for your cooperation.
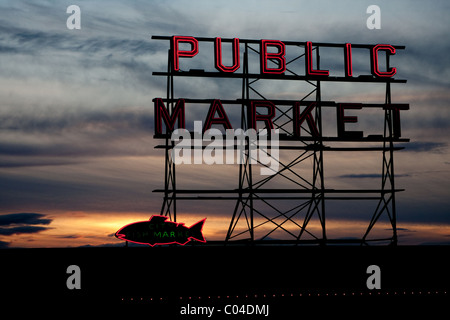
[243,44,254,242]
[385,53,397,245]
[315,46,326,244]
[171,48,177,223]
[364,52,397,245]
[160,48,177,222]
[226,43,252,242]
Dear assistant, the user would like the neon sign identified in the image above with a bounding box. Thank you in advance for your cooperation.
[154,98,409,139]
[168,35,398,77]
[115,215,206,246]
[215,37,240,73]
[150,35,409,245]
[260,39,286,74]
[153,36,408,139]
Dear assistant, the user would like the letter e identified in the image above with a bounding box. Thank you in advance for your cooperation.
[66,265,81,289]
[66,5,81,30]
[366,265,381,289]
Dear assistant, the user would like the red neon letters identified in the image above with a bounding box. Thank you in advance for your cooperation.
[337,103,363,138]
[305,41,329,77]
[203,99,233,131]
[344,43,353,77]
[248,101,276,130]
[215,37,240,73]
[172,36,199,72]
[154,98,185,134]
[384,104,409,138]
[371,44,397,77]
[293,102,319,137]
[169,36,399,79]
[154,98,408,139]
[260,40,286,74]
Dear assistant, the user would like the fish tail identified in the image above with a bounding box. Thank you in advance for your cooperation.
[188,219,206,243]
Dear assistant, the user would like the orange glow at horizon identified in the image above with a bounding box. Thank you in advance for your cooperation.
[1,211,449,248]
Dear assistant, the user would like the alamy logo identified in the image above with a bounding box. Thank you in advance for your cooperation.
[66,265,81,289]
[171,121,280,175]
[366,5,381,30]
[366,265,381,289]
[66,5,81,30]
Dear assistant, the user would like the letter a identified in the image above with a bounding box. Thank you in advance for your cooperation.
[366,5,381,30]
[366,265,381,289]
[66,5,81,30]
[66,265,81,289]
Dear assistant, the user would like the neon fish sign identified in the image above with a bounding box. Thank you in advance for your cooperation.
[115,215,206,246]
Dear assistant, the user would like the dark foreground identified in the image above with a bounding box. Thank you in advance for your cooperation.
[1,246,448,317]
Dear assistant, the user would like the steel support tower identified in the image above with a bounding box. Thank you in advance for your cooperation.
[152,36,408,245]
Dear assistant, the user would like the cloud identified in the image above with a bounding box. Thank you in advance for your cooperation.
[0,158,82,168]
[0,213,52,226]
[339,173,382,179]
[0,240,10,248]
[338,173,410,179]
[0,226,49,236]
[387,227,416,232]
[0,1,449,246]
[400,141,447,153]
[0,213,52,237]
[0,108,155,159]
[55,234,82,239]
[0,108,154,135]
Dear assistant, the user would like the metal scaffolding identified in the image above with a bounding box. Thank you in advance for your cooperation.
[152,36,408,245]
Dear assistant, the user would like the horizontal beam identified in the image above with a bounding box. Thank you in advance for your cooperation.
[151,35,406,50]
[153,71,407,83]
[155,144,405,151]
[161,196,384,200]
[153,188,405,194]
[154,133,409,143]
[188,238,395,246]
[154,98,409,109]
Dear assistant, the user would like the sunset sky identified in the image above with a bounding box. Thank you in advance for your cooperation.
[0,0,449,247]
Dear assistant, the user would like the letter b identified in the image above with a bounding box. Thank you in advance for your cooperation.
[66,265,81,289]
[366,265,381,289]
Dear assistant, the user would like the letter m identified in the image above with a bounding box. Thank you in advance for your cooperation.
[154,98,185,135]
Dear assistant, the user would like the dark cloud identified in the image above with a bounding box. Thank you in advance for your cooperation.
[0,226,49,236]
[0,213,52,226]
[387,227,416,232]
[0,24,158,57]
[0,213,52,237]
[0,168,159,214]
[338,173,410,179]
[339,173,382,179]
[0,109,155,158]
[0,109,153,135]
[0,159,82,168]
[0,240,10,248]
[400,141,447,153]
[55,235,82,239]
